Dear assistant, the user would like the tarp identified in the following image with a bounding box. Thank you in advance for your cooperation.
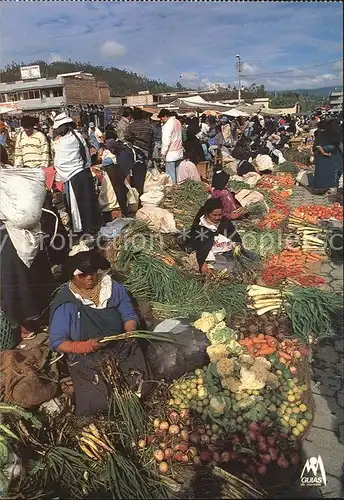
[168,95,231,112]
[222,108,249,117]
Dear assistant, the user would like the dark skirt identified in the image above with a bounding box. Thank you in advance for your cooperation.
[67,169,102,235]
[0,227,54,327]
[313,150,343,190]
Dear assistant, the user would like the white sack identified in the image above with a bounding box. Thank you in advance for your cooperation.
[0,168,46,230]
[143,168,172,193]
[235,189,267,209]
[98,172,139,212]
[136,206,177,233]
[5,222,42,268]
[140,189,164,207]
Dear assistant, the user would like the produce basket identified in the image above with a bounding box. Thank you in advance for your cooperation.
[0,310,16,351]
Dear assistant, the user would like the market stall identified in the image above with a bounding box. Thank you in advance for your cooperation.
[0,155,343,498]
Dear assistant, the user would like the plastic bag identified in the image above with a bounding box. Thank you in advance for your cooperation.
[135,206,177,233]
[0,167,46,229]
[146,320,209,382]
[235,189,265,207]
[143,167,172,193]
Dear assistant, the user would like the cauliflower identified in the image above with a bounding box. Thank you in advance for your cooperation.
[209,395,228,417]
[207,325,237,345]
[194,312,215,333]
[225,339,243,356]
[238,365,266,391]
[212,309,226,323]
[206,344,228,364]
[265,371,279,387]
[216,357,236,377]
[239,354,255,366]
[221,376,241,393]
[255,357,271,370]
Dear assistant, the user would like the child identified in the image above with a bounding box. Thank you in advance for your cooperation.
[211,169,239,220]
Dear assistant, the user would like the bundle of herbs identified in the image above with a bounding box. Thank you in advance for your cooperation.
[162,180,209,228]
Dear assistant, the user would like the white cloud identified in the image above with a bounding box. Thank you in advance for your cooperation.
[47,53,62,63]
[100,41,126,58]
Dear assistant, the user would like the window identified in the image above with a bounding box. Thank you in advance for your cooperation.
[0,94,7,103]
[122,98,128,105]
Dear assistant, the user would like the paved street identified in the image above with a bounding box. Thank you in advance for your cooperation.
[290,187,344,498]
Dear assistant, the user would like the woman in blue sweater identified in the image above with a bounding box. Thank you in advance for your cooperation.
[49,248,151,414]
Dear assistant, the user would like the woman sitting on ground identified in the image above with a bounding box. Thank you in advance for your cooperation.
[49,247,152,415]
[211,169,239,220]
[186,197,242,275]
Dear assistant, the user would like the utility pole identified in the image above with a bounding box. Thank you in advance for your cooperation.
[236,55,243,104]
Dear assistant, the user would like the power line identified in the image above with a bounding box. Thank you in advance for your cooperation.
[241,58,342,78]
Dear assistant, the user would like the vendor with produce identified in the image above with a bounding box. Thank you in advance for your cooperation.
[49,245,152,415]
[187,198,256,275]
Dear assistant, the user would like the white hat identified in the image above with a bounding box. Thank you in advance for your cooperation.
[151,114,160,122]
[53,112,73,129]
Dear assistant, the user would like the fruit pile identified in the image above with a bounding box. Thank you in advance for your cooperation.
[257,174,295,190]
[293,203,343,223]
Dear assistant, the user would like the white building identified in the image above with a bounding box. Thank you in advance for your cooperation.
[329,90,343,111]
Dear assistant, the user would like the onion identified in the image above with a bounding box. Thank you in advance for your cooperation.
[193,456,202,466]
[159,442,167,450]
[258,442,268,453]
[289,366,297,375]
[232,436,240,445]
[289,452,300,465]
[147,435,156,445]
[199,450,212,463]
[169,424,180,435]
[247,431,257,443]
[257,463,267,475]
[200,434,210,445]
[159,421,169,431]
[180,430,189,442]
[189,432,201,445]
[153,418,160,428]
[208,444,217,453]
[269,447,279,461]
[138,439,146,449]
[164,448,174,460]
[259,453,271,465]
[154,450,165,462]
[277,453,289,469]
[213,451,221,463]
[174,443,188,453]
[180,409,190,419]
[168,411,179,424]
[205,424,211,430]
[188,447,198,458]
[155,429,166,437]
[181,454,189,464]
[174,451,184,462]
[249,423,260,432]
[221,451,231,463]
[198,426,206,435]
[206,430,212,437]
[267,436,276,446]
[210,435,218,444]
[159,461,168,473]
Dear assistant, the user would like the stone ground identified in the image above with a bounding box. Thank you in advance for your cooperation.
[290,187,344,498]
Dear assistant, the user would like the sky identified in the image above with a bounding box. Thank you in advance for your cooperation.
[0,1,342,91]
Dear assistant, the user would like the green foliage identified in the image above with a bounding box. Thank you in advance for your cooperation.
[0,60,180,96]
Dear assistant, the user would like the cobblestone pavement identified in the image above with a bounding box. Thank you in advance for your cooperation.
[290,187,344,498]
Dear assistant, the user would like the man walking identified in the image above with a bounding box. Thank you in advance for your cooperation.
[14,115,50,168]
[158,109,184,183]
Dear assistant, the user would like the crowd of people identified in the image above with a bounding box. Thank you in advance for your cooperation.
[0,106,342,357]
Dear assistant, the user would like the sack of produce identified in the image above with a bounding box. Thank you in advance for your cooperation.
[0,167,46,229]
[146,320,209,382]
[136,206,177,233]
[143,167,172,193]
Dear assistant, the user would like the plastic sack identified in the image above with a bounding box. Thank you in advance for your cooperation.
[98,172,139,211]
[235,189,265,207]
[143,167,172,193]
[0,167,46,229]
[146,320,209,382]
[140,189,164,207]
[296,170,314,188]
[135,206,177,233]
[5,222,42,268]
[98,217,133,240]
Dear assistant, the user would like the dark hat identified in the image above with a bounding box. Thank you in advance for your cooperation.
[21,115,38,128]
[68,250,110,277]
[157,108,170,118]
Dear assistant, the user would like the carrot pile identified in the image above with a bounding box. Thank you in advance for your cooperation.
[293,161,313,171]
[239,334,307,367]
[293,203,343,223]
[261,249,326,286]
[257,173,295,190]
[257,209,288,230]
[256,189,292,229]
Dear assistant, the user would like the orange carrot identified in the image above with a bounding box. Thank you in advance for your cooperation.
[257,346,276,355]
[279,352,292,360]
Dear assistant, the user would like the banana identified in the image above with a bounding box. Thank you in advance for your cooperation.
[0,424,19,441]
[81,432,114,453]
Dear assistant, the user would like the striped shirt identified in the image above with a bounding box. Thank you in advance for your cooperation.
[124,119,153,155]
[14,130,50,168]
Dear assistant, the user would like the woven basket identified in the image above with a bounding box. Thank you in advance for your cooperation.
[0,310,16,351]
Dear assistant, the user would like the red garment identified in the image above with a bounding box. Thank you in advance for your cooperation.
[44,167,64,192]
[212,189,238,219]
[68,339,100,355]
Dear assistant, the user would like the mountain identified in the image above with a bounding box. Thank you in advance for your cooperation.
[0,61,180,96]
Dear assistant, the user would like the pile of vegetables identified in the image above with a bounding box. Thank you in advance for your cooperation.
[292,203,343,223]
[227,179,251,192]
[239,229,284,258]
[162,180,209,228]
[257,173,295,190]
[247,285,343,342]
[261,248,326,287]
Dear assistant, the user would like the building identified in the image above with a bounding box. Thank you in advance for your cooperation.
[0,71,110,112]
[329,90,343,111]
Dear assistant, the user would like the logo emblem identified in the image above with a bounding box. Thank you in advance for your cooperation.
[300,456,327,486]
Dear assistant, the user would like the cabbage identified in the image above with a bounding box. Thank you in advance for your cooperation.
[207,325,237,345]
[212,309,226,323]
[208,395,231,417]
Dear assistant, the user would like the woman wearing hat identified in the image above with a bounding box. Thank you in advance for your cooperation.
[49,246,152,414]
[53,113,101,236]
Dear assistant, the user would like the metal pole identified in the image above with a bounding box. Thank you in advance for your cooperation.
[236,55,242,104]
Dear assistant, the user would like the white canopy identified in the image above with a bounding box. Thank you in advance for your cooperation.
[167,95,231,112]
[0,104,21,114]
[222,108,249,117]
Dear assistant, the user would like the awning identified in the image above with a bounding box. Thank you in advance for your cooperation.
[222,108,249,117]
[168,95,232,112]
[0,104,21,114]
